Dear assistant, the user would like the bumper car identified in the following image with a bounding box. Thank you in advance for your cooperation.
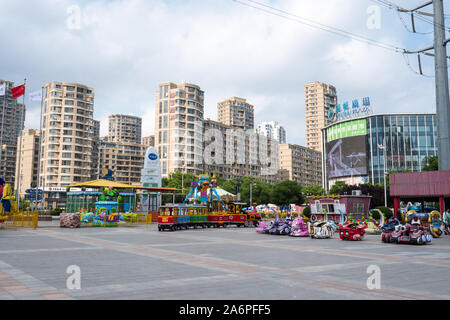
[290,217,309,237]
[386,216,432,245]
[256,221,270,234]
[274,220,292,235]
[405,210,444,238]
[381,217,401,243]
[390,224,432,245]
[339,223,366,241]
[308,221,334,239]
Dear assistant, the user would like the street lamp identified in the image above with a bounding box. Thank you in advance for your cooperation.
[250,183,257,206]
[377,140,387,207]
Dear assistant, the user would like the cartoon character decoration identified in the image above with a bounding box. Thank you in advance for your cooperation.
[308,221,334,239]
[1,182,17,214]
[99,187,122,203]
[290,217,309,237]
[198,175,210,205]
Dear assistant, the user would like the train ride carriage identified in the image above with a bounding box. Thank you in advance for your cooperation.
[225,202,248,227]
[158,205,180,231]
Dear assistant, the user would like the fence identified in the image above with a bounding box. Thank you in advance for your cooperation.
[0,212,39,230]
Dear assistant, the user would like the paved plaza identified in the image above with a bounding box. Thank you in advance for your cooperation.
[1,221,450,300]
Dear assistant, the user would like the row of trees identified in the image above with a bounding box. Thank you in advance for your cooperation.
[162,154,440,207]
[162,172,309,205]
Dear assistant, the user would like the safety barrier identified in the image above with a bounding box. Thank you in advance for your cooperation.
[128,213,152,227]
[0,212,39,230]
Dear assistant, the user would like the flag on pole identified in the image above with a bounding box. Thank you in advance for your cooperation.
[0,84,5,96]
[11,84,25,99]
[29,90,42,102]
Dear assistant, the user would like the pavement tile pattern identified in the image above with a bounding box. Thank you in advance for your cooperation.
[1,221,450,300]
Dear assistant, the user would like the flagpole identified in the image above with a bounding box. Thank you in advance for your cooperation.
[35,86,44,211]
[0,81,6,174]
[15,78,26,209]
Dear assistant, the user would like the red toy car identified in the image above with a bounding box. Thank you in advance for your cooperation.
[339,223,366,241]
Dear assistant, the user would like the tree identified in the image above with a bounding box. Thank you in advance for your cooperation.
[423,156,438,171]
[302,185,325,197]
[162,171,196,191]
[270,180,304,205]
[341,184,392,209]
[329,181,347,195]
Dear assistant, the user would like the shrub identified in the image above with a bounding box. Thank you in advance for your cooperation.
[302,206,311,218]
[49,208,63,216]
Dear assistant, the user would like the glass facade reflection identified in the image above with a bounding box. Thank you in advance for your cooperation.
[323,113,437,188]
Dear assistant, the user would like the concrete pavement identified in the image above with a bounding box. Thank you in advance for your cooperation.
[1,221,450,300]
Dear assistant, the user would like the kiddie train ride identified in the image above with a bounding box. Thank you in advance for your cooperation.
[158,174,262,231]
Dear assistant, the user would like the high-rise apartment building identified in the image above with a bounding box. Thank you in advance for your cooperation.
[142,135,155,147]
[0,80,26,187]
[256,121,286,144]
[305,81,337,152]
[218,97,254,130]
[108,114,142,144]
[155,82,205,177]
[279,143,322,186]
[98,137,146,185]
[40,82,97,188]
[15,129,40,197]
[203,119,280,181]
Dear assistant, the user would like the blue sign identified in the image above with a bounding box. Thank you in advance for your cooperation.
[148,153,158,161]
[333,97,372,122]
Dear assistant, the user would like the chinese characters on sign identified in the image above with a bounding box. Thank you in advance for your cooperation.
[333,97,372,122]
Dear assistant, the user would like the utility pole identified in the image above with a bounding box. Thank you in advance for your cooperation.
[402,0,450,170]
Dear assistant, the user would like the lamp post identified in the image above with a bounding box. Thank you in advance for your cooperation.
[377,141,387,207]
[250,183,257,206]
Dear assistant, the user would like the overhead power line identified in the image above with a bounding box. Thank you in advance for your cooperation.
[230,0,405,53]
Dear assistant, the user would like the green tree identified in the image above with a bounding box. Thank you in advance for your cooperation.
[422,156,438,172]
[270,180,304,205]
[302,185,325,197]
[329,181,347,195]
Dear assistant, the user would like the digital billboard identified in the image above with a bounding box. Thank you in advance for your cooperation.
[327,119,367,142]
[326,135,368,179]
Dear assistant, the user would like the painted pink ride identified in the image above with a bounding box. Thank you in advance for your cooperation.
[256,221,270,234]
[290,217,309,237]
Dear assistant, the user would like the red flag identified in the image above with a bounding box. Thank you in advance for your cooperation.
[12,84,25,98]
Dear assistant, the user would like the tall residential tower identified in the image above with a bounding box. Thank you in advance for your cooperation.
[305,81,337,152]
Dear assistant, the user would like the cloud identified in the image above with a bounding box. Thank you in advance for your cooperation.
[0,0,438,146]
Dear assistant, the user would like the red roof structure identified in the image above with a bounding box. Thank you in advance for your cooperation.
[390,170,450,215]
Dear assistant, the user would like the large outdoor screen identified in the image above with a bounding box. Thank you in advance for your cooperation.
[326,135,368,179]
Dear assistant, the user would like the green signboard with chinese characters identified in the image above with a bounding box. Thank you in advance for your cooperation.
[327,119,367,142]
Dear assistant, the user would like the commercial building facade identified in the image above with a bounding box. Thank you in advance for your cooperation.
[305,81,337,152]
[279,143,322,186]
[322,113,438,189]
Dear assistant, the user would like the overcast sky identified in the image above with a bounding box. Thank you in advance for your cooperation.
[0,0,442,145]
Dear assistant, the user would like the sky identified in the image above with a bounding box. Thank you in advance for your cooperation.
[0,0,443,145]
